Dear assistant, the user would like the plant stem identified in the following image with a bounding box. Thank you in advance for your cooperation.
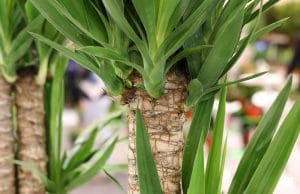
[0,74,15,194]
[15,70,47,194]
[124,70,187,194]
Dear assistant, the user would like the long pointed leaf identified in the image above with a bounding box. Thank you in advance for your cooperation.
[182,97,214,193]
[136,109,163,194]
[187,135,205,194]
[244,97,300,194]
[205,86,227,194]
[197,3,245,87]
[65,138,118,191]
[228,77,293,194]
[78,46,144,74]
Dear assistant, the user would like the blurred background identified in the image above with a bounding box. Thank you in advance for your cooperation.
[59,0,300,193]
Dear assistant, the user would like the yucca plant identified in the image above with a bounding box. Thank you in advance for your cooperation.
[0,1,42,193]
[136,77,300,194]
[13,60,122,194]
[0,1,66,193]
[30,0,287,193]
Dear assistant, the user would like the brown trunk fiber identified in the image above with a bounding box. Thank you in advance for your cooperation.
[15,72,47,194]
[125,70,187,194]
[0,74,15,194]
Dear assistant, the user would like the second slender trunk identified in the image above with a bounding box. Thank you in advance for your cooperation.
[125,70,187,194]
[15,72,47,194]
[0,74,15,194]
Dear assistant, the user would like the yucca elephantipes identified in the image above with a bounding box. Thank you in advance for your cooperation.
[0,1,65,193]
[30,0,283,193]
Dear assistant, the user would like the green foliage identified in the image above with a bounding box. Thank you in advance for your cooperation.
[24,0,66,85]
[11,58,123,194]
[0,0,66,84]
[205,86,227,194]
[244,100,300,194]
[29,0,281,100]
[31,0,129,95]
[0,0,41,81]
[228,77,292,194]
[30,0,287,100]
[182,98,214,192]
[25,0,298,193]
[135,109,163,194]
[265,1,300,37]
[135,78,300,194]
[187,134,205,194]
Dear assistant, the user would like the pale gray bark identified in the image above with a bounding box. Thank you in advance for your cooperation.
[124,70,187,194]
[0,74,15,194]
[15,73,47,194]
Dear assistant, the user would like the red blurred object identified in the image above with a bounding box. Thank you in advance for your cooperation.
[241,100,263,119]
[242,130,251,147]
[205,135,212,150]
[185,110,192,120]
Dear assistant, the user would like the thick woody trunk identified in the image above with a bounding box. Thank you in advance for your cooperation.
[0,74,15,194]
[15,71,47,194]
[125,70,187,194]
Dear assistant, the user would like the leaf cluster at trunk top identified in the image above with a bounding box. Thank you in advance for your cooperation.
[0,0,66,84]
[30,0,283,104]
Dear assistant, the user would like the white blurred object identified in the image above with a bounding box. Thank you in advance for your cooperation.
[226,101,242,114]
[240,71,285,89]
[80,96,111,127]
[252,90,278,111]
[79,73,106,100]
[63,108,80,129]
[275,174,297,194]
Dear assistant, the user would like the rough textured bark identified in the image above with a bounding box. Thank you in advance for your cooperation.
[15,72,47,194]
[0,74,15,194]
[124,70,187,194]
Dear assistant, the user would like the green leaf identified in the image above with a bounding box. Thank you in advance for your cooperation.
[76,108,125,137]
[25,0,39,21]
[166,45,213,72]
[185,79,204,107]
[166,0,191,33]
[245,0,279,24]
[197,3,245,87]
[136,109,163,194]
[221,0,264,77]
[31,0,93,46]
[64,128,98,172]
[102,0,146,53]
[182,97,214,193]
[158,0,217,60]
[228,77,293,194]
[132,0,156,50]
[5,15,44,76]
[48,0,108,46]
[202,71,268,100]
[29,33,98,73]
[187,135,205,194]
[78,46,144,75]
[103,170,126,193]
[186,71,268,107]
[207,0,247,43]
[46,55,67,182]
[65,138,118,191]
[219,136,227,193]
[244,96,300,194]
[205,86,227,194]
[30,32,124,96]
[103,163,128,172]
[156,0,180,45]
[247,18,288,43]
[9,159,56,191]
